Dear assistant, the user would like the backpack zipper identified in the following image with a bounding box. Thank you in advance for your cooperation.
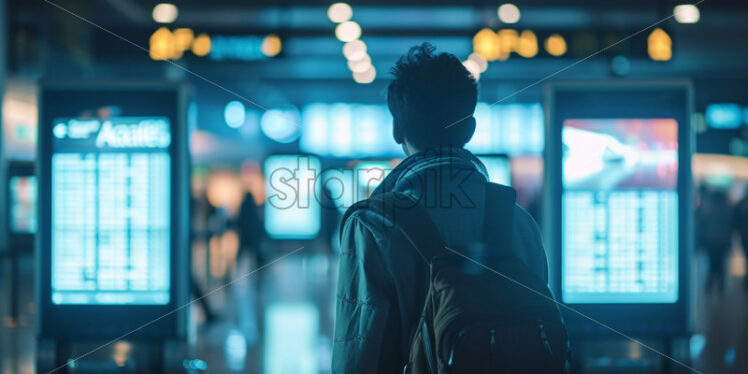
[538,322,555,359]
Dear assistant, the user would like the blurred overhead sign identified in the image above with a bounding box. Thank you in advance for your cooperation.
[149,27,282,61]
[472,27,671,62]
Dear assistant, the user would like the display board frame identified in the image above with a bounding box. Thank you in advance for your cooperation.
[544,80,693,336]
[37,81,190,339]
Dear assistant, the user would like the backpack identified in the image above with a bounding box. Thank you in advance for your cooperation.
[343,182,569,374]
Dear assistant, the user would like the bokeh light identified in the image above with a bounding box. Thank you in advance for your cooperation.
[497,3,520,24]
[347,55,372,73]
[673,4,700,24]
[353,66,376,84]
[191,33,212,56]
[261,108,301,143]
[544,33,567,57]
[152,3,178,24]
[467,53,488,73]
[328,3,353,23]
[335,21,362,42]
[261,34,283,57]
[648,28,672,61]
[224,101,246,128]
[343,40,367,60]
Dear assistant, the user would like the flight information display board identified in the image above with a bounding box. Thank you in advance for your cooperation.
[561,119,678,303]
[321,159,396,213]
[38,82,189,339]
[50,117,171,305]
[264,155,322,239]
[477,155,511,186]
[545,81,692,336]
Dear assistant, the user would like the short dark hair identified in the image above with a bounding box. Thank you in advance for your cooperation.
[387,43,478,150]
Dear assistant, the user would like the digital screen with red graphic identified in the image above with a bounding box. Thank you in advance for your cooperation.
[561,119,679,304]
[562,119,678,190]
[10,176,37,234]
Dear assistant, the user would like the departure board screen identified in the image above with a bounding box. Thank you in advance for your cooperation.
[264,155,322,239]
[561,119,679,304]
[50,117,171,305]
[10,176,37,234]
[354,161,393,201]
[477,156,511,186]
[321,160,396,213]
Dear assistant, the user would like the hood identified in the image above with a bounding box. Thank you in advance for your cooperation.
[373,146,491,246]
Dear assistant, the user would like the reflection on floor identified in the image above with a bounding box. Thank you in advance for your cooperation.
[1,246,747,373]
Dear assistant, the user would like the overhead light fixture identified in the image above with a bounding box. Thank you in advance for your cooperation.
[497,3,520,24]
[516,30,538,58]
[544,33,567,57]
[462,60,481,80]
[149,27,173,60]
[152,3,178,24]
[348,56,372,73]
[648,28,672,61]
[673,4,700,24]
[173,28,194,53]
[473,28,500,62]
[335,21,361,42]
[224,101,246,128]
[261,34,282,57]
[467,53,488,73]
[353,66,376,84]
[343,40,367,61]
[191,33,211,56]
[328,3,353,23]
[261,108,301,143]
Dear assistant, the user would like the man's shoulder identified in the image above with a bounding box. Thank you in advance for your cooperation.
[512,204,540,230]
[342,207,399,245]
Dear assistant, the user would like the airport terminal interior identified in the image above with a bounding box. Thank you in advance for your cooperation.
[1,0,748,373]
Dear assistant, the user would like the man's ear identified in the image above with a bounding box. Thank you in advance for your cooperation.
[393,119,404,144]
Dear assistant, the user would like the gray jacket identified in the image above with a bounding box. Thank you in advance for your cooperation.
[332,148,548,373]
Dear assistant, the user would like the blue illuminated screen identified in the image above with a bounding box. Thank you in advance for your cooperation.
[468,103,544,155]
[299,103,544,157]
[10,176,37,234]
[562,119,678,304]
[300,104,401,157]
[264,303,319,374]
[264,155,322,239]
[322,160,396,213]
[51,117,171,305]
[705,103,743,129]
[477,156,511,186]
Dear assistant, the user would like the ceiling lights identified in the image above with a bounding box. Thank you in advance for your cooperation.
[335,21,362,42]
[673,4,700,24]
[497,3,520,24]
[328,3,353,23]
[328,3,376,84]
[152,3,178,24]
[648,28,672,61]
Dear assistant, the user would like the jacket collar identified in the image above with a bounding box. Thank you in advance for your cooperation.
[372,146,487,197]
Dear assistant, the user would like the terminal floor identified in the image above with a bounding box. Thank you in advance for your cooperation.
[2,247,747,374]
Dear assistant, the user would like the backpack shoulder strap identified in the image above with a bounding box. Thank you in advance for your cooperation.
[482,183,517,253]
[341,192,446,263]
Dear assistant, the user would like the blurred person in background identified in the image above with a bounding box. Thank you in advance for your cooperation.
[734,187,748,291]
[191,194,218,323]
[702,189,733,293]
[695,184,709,253]
[237,191,265,268]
